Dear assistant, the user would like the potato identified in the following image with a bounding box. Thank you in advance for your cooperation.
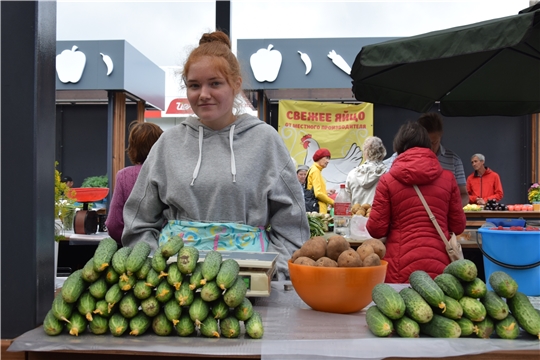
[315,257,338,267]
[294,256,318,266]
[361,203,371,210]
[363,239,386,259]
[363,253,381,267]
[351,203,361,214]
[299,236,327,261]
[326,235,350,261]
[291,249,302,263]
[337,249,363,267]
[356,243,375,261]
[356,208,366,217]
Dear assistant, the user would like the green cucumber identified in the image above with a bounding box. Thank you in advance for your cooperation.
[399,287,433,324]
[474,316,494,339]
[104,267,119,284]
[456,317,477,337]
[175,280,195,306]
[141,295,161,318]
[160,234,184,258]
[216,258,240,290]
[164,298,182,326]
[135,257,152,280]
[201,280,222,302]
[52,293,74,323]
[420,314,461,338]
[177,246,199,274]
[459,296,486,322]
[125,241,151,275]
[234,297,254,321]
[189,295,210,327]
[151,249,168,273]
[81,257,100,283]
[443,259,477,282]
[66,312,87,336]
[88,314,108,335]
[409,270,446,312]
[480,290,509,321]
[111,246,132,278]
[245,311,264,339]
[175,313,196,337]
[434,273,464,300]
[189,262,204,290]
[201,250,222,284]
[463,277,487,299]
[220,316,241,338]
[211,298,230,320]
[109,313,129,337]
[366,306,394,337]
[119,292,139,319]
[129,312,151,336]
[105,283,123,311]
[88,277,108,299]
[166,262,184,290]
[133,280,153,300]
[93,237,118,272]
[507,291,540,339]
[61,269,86,303]
[93,299,115,317]
[223,277,248,308]
[495,314,520,339]
[488,271,518,299]
[77,291,96,321]
[118,273,137,291]
[394,315,420,338]
[200,315,220,338]
[372,283,406,320]
[433,295,463,320]
[43,310,64,336]
[155,281,174,303]
[152,311,173,336]
[145,268,162,288]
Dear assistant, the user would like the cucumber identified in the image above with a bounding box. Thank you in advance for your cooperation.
[463,277,487,299]
[125,241,151,275]
[111,246,132,278]
[177,246,199,274]
[118,273,137,291]
[88,314,108,335]
[155,281,174,303]
[152,311,173,336]
[133,280,153,300]
[175,313,196,337]
[459,296,486,322]
[151,249,168,273]
[481,290,509,321]
[372,283,406,320]
[366,306,394,337]
[43,309,64,336]
[93,299,115,318]
[135,257,152,280]
[474,316,494,339]
[93,237,118,272]
[507,291,540,339]
[234,297,254,321]
[164,298,182,326]
[129,312,151,336]
[88,277,108,299]
[211,298,230,320]
[201,280,222,302]
[160,234,184,258]
[434,273,464,300]
[433,295,463,320]
[409,270,446,312]
[119,292,139,319]
[66,312,87,336]
[175,280,195,307]
[489,271,518,299]
[399,287,433,324]
[456,317,477,337]
[419,314,461,338]
[200,315,220,338]
[189,295,210,327]
[61,269,86,303]
[141,295,161,318]
[109,313,129,337]
[245,311,264,339]
[495,314,520,339]
[201,250,222,284]
[104,267,119,285]
[145,268,162,288]
[81,257,100,283]
[52,293,74,323]
[443,259,477,282]
[216,258,240,290]
[77,291,96,321]
[394,315,420,338]
[220,316,241,338]
[223,277,248,308]
[105,283,123,311]
[166,262,184,290]
[189,262,204,290]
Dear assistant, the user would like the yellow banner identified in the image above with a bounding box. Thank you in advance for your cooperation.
[278,100,373,190]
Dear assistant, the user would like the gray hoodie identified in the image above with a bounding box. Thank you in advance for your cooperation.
[122,114,309,279]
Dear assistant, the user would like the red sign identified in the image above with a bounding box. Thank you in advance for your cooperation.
[166,98,193,115]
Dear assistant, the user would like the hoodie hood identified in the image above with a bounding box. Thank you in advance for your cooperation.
[182,114,264,185]
[350,160,387,189]
[389,147,442,186]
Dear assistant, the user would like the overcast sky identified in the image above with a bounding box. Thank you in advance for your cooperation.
[57,0,532,68]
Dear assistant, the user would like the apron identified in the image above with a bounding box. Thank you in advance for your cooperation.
[158,220,269,252]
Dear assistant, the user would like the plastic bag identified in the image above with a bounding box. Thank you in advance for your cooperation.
[349,215,372,241]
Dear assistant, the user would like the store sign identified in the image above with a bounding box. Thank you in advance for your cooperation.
[166,98,193,115]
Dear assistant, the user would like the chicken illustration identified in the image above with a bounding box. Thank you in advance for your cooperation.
[301,134,363,189]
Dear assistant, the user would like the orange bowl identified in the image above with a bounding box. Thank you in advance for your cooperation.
[67,187,109,202]
[288,259,387,314]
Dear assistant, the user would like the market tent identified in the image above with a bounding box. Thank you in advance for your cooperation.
[350,4,540,117]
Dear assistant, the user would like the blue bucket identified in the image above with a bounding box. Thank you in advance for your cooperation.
[485,218,526,227]
[477,227,540,296]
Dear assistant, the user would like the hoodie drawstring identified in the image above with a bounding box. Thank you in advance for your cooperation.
[229,124,236,183]
[191,124,237,185]
[191,126,204,186]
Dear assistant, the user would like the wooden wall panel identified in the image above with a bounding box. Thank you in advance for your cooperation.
[112,92,126,191]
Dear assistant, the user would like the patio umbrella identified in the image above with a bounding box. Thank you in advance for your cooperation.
[350,4,540,116]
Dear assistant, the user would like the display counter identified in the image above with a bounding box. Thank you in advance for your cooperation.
[8,282,540,360]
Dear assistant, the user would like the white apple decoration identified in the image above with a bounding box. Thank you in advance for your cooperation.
[250,44,282,82]
[56,45,86,83]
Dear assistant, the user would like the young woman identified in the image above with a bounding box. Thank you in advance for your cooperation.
[121,31,309,280]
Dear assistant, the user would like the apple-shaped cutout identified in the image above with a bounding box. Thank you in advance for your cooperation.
[56,45,86,83]
[250,44,282,83]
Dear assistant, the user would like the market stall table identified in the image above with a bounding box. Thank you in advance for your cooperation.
[8,282,540,360]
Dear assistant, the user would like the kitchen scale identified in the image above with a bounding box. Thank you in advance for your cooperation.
[68,187,109,235]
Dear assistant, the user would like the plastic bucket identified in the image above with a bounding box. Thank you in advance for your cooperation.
[477,227,540,296]
[485,218,526,227]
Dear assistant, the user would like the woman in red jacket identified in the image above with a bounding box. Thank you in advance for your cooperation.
[366,122,466,283]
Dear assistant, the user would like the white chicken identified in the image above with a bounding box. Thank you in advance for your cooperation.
[301,134,363,190]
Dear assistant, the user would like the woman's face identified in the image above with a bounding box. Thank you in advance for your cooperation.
[317,156,331,168]
[186,57,241,130]
[297,170,307,184]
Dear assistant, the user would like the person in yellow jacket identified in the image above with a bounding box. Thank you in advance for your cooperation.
[307,148,334,214]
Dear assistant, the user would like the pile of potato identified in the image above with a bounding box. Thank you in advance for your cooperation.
[351,203,371,217]
[291,235,386,268]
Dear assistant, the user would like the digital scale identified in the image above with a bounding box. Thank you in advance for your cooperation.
[68,187,109,235]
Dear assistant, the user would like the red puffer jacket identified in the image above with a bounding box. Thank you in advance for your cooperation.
[366,147,466,283]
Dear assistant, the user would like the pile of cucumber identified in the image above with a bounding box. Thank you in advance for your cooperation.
[366,259,540,339]
[43,236,264,339]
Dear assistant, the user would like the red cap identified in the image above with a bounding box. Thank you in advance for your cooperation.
[313,148,331,162]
